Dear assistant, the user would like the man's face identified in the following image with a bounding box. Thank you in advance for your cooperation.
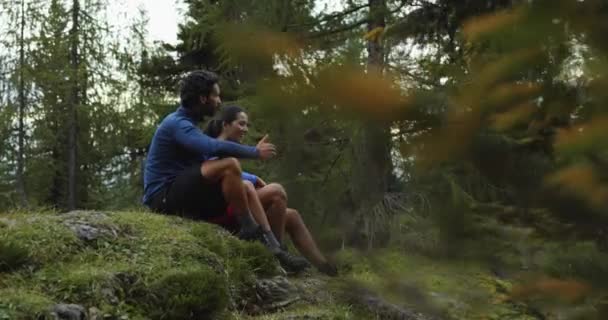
[199,83,222,117]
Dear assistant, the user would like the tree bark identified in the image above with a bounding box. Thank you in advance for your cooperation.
[352,0,393,209]
[67,0,80,210]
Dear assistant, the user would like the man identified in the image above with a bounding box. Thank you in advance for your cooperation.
[143,70,309,272]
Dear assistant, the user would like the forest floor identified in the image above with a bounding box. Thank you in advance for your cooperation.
[0,209,593,319]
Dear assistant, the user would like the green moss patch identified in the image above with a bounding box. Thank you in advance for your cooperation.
[146,266,229,319]
[0,288,54,320]
[335,248,539,320]
[0,240,32,272]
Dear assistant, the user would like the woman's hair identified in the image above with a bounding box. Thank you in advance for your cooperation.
[204,105,245,138]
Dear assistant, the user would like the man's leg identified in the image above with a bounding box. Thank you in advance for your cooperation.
[200,158,258,236]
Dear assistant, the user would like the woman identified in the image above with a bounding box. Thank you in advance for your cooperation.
[206,105,337,276]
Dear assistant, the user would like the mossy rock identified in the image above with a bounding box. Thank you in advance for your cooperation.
[0,210,281,319]
[0,214,81,268]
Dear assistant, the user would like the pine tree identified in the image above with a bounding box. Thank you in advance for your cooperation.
[0,0,43,208]
[29,0,70,208]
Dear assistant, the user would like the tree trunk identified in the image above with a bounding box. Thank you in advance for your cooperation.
[67,0,80,210]
[16,0,28,207]
[79,26,88,207]
[352,0,393,208]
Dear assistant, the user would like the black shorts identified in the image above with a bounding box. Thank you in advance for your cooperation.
[148,164,229,221]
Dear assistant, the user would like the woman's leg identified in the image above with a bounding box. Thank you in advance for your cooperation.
[255,183,335,275]
[256,183,288,241]
[284,208,328,268]
[242,180,273,232]
[244,181,310,271]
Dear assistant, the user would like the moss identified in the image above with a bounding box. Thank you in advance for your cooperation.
[145,266,229,320]
[0,240,31,272]
[236,304,355,320]
[35,260,133,308]
[229,239,278,277]
[339,249,540,320]
[0,212,81,267]
[0,288,54,320]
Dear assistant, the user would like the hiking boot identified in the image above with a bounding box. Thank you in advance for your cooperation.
[237,225,264,242]
[317,262,338,277]
[252,229,279,251]
[251,230,310,273]
[274,250,311,274]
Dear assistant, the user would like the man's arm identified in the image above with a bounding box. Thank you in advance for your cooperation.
[175,119,259,159]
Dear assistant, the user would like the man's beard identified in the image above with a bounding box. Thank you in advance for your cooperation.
[189,103,216,122]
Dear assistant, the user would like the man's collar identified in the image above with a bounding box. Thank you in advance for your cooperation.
[177,105,203,123]
[176,106,188,116]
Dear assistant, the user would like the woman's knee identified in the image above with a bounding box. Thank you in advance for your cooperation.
[267,183,287,202]
[286,208,302,221]
[243,180,255,193]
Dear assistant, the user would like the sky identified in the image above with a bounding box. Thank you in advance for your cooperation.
[111,0,342,45]
[110,0,186,45]
[0,0,343,55]
[137,0,185,44]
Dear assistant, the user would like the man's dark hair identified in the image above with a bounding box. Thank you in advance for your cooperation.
[179,70,219,109]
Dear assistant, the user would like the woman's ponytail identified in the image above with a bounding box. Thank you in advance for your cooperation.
[204,119,223,138]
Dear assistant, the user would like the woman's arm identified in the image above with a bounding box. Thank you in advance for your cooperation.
[255,176,267,188]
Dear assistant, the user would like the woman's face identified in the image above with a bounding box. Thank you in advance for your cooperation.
[223,112,249,143]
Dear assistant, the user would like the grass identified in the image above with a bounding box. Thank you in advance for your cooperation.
[334,248,540,320]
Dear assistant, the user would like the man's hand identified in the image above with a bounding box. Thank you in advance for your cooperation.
[256,134,276,160]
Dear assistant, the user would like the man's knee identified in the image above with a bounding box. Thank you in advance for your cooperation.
[268,183,287,202]
[200,158,242,182]
[214,158,242,177]
[224,157,242,174]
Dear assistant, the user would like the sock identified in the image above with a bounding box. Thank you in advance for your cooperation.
[235,211,258,231]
